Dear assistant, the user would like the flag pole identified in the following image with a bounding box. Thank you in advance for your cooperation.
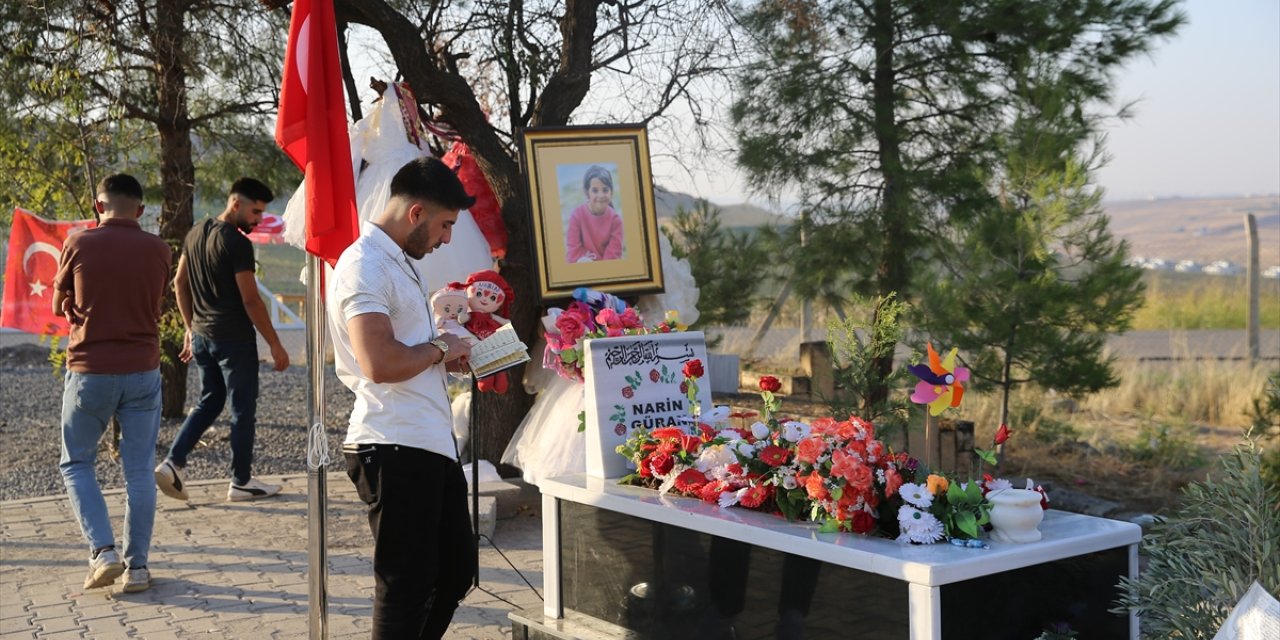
[305,254,329,639]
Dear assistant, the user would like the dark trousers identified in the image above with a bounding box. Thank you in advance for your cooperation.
[345,444,477,640]
[168,334,258,485]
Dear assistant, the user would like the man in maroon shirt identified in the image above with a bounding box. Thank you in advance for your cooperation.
[52,174,171,593]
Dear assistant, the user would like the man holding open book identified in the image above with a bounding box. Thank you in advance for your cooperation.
[328,157,478,639]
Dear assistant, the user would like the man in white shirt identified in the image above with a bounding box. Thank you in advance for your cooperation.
[329,157,476,639]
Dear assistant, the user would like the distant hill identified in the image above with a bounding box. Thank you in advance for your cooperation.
[654,187,1279,268]
[1103,195,1280,267]
[653,185,787,231]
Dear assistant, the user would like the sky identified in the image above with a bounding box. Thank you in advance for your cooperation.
[350,0,1280,207]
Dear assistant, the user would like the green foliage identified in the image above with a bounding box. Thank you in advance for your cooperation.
[936,479,991,540]
[1250,372,1280,489]
[824,293,911,429]
[662,199,770,328]
[1125,420,1205,470]
[1114,437,1280,639]
[1135,272,1280,330]
[916,77,1146,431]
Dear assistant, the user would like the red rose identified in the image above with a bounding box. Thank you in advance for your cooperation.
[622,387,634,399]
[679,381,688,394]
[994,423,1011,446]
[649,369,660,382]
[759,375,781,392]
[650,453,674,475]
[682,359,704,379]
[849,510,875,534]
[614,423,626,436]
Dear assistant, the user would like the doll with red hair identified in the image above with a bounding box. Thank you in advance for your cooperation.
[462,270,515,393]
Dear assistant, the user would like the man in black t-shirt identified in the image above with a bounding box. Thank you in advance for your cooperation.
[155,178,290,503]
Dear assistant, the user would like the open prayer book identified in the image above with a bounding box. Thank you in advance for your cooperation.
[468,323,530,378]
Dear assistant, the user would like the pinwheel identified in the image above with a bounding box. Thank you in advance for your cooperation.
[909,343,971,416]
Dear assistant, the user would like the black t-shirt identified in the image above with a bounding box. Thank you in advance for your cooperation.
[184,218,256,340]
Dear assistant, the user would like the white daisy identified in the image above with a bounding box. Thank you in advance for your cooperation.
[899,482,934,509]
[898,505,924,527]
[985,477,1012,493]
[905,512,946,544]
[718,487,747,509]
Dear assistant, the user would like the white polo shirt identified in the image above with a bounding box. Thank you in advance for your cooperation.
[329,222,456,459]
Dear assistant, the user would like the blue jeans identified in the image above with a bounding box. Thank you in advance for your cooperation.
[60,369,162,569]
[167,334,259,485]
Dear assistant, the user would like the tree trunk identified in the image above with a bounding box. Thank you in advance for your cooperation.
[867,0,908,413]
[153,0,196,418]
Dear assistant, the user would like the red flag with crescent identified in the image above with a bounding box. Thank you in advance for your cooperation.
[274,0,358,266]
[2,208,95,335]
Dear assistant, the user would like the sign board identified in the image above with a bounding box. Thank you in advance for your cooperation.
[1213,582,1280,640]
[583,331,712,478]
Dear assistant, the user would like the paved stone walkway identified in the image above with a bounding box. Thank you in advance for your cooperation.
[0,474,545,639]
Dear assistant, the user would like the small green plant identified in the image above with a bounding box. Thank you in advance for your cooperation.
[825,293,911,434]
[1126,420,1204,470]
[1033,622,1078,639]
[1250,372,1280,489]
[1113,436,1280,638]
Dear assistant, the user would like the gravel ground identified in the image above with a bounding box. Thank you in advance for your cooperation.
[0,344,354,501]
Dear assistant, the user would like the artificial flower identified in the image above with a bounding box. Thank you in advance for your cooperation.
[903,512,946,544]
[739,483,773,509]
[749,421,771,440]
[759,375,782,392]
[849,509,876,534]
[682,359,704,379]
[781,420,810,442]
[926,474,949,495]
[719,487,746,509]
[994,423,1010,445]
[899,483,933,509]
[673,468,708,492]
[795,436,828,465]
[759,445,790,467]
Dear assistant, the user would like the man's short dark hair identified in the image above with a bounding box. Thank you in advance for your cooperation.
[97,174,144,200]
[389,157,476,210]
[230,177,274,204]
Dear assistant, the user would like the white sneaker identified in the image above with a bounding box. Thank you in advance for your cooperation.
[83,549,125,589]
[121,566,151,593]
[155,460,189,501]
[227,478,281,502]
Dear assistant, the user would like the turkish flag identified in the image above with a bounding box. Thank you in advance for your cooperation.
[1,209,95,335]
[274,0,358,266]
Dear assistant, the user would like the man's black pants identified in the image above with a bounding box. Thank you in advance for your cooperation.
[345,444,477,639]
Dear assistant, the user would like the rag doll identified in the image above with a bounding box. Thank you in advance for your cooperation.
[430,284,477,345]
[463,270,514,393]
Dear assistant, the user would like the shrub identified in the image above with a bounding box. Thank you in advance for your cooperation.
[1114,437,1280,638]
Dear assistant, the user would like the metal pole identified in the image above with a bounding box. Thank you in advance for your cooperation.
[1245,213,1260,363]
[305,254,329,639]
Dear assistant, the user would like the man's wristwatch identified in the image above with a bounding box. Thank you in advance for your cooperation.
[429,338,450,364]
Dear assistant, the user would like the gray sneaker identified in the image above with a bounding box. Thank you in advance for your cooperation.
[121,566,151,593]
[228,478,281,502]
[83,549,125,589]
[155,460,189,501]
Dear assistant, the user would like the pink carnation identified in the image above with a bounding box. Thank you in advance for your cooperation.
[555,313,587,344]
[596,307,622,329]
[619,307,644,329]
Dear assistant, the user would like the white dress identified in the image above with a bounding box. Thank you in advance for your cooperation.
[499,233,701,484]
[282,85,492,291]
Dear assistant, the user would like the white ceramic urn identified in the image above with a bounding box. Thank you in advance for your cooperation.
[987,488,1045,543]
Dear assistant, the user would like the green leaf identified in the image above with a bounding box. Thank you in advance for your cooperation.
[975,448,998,466]
[818,519,840,534]
[955,511,978,538]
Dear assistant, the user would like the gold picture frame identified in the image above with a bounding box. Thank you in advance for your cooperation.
[520,124,665,302]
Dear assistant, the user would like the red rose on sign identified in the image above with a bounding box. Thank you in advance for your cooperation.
[682,359,704,379]
[679,381,688,394]
[614,423,626,436]
[622,387,634,399]
[759,375,781,392]
[649,369,660,382]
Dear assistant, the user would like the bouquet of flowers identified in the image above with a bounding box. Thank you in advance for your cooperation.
[542,287,683,382]
[615,358,1051,546]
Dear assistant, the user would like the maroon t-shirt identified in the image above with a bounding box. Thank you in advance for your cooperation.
[54,218,172,374]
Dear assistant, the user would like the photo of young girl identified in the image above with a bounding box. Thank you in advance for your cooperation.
[562,164,625,263]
